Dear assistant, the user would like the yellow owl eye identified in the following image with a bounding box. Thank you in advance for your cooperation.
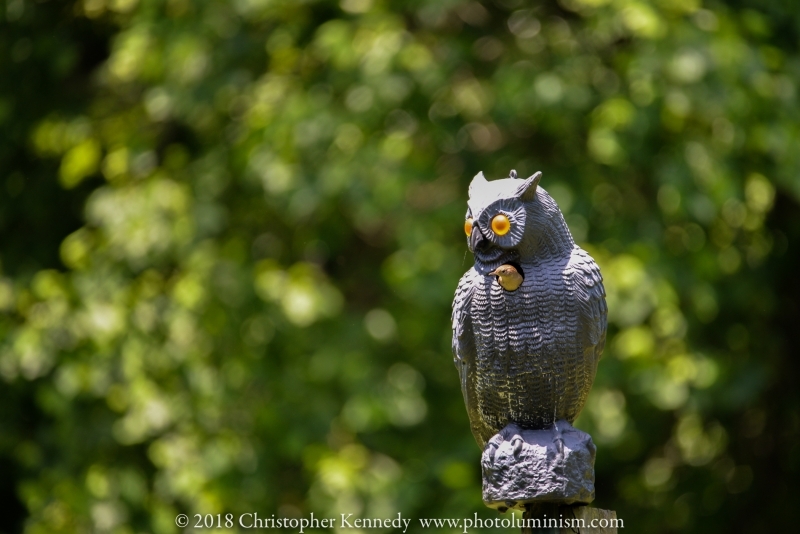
[464,218,473,236]
[491,214,510,236]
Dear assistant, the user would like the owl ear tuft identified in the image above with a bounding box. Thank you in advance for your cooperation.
[516,171,542,202]
[468,171,488,199]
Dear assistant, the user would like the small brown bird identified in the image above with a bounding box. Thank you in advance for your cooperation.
[488,264,523,291]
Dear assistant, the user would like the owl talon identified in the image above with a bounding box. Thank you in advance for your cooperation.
[485,441,499,463]
[511,436,524,456]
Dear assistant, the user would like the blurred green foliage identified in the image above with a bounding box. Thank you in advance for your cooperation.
[1,0,799,532]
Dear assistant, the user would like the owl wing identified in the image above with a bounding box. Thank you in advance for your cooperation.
[452,268,494,447]
[569,248,608,362]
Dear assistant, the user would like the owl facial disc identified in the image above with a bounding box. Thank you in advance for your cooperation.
[464,170,542,274]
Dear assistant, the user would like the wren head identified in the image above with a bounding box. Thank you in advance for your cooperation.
[488,264,523,291]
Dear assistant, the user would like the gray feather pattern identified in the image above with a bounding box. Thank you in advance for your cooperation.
[452,172,607,448]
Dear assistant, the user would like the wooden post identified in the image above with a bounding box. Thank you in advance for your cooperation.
[521,504,618,534]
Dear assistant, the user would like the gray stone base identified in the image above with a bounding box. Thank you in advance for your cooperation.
[481,421,596,511]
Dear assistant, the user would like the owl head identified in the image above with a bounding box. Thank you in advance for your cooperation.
[464,170,574,274]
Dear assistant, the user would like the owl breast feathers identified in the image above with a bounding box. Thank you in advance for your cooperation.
[451,171,607,448]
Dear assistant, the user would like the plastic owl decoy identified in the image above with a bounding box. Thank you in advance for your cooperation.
[452,170,607,448]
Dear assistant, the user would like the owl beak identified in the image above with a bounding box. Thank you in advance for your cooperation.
[469,225,485,251]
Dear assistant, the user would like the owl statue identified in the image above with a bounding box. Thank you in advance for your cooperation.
[452,170,607,448]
